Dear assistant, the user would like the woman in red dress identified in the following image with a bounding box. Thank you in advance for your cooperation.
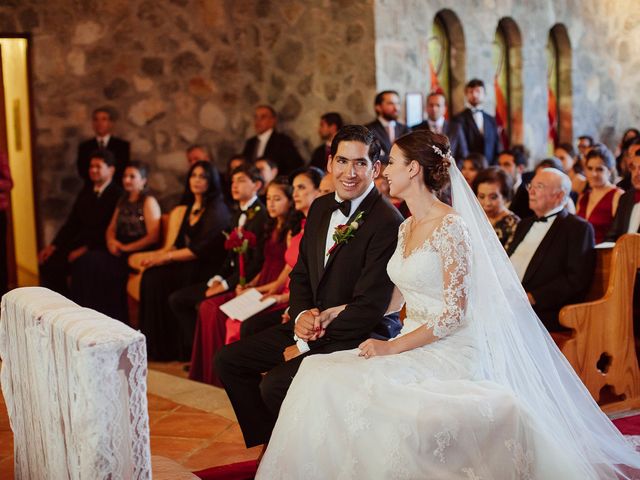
[576,145,624,243]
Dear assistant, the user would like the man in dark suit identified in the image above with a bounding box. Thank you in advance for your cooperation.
[413,92,468,164]
[507,168,595,331]
[606,152,640,240]
[498,148,532,219]
[169,164,267,358]
[365,90,410,164]
[453,79,502,165]
[310,112,343,171]
[242,105,304,175]
[216,125,404,448]
[77,107,130,185]
[39,150,122,297]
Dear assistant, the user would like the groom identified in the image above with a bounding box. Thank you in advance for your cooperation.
[215,125,404,448]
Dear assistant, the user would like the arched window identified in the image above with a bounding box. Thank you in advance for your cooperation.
[493,18,523,148]
[429,10,465,115]
[547,24,572,150]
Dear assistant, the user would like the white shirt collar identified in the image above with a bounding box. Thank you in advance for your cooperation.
[428,116,445,129]
[257,129,273,142]
[239,195,259,212]
[94,179,111,197]
[377,117,396,128]
[334,181,375,218]
[96,134,111,145]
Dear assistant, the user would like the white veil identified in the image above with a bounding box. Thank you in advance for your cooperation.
[447,161,640,478]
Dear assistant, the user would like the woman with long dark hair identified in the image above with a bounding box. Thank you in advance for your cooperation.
[138,160,230,360]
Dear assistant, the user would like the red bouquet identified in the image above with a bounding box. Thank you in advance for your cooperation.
[224,227,257,286]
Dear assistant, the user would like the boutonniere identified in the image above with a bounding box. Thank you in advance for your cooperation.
[246,205,261,221]
[327,211,365,256]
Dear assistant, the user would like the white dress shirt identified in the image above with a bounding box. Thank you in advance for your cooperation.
[510,205,564,281]
[428,117,445,135]
[296,181,376,352]
[256,129,273,159]
[628,202,640,234]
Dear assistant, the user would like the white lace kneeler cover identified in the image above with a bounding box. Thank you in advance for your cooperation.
[0,287,151,479]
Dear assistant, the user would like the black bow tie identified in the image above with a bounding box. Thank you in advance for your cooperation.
[331,199,351,217]
[534,212,560,223]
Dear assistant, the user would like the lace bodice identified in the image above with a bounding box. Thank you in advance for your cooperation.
[387,214,471,338]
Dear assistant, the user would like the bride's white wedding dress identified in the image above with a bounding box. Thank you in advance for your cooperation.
[257,215,578,479]
[257,162,640,479]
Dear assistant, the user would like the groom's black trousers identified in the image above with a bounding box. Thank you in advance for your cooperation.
[215,321,365,448]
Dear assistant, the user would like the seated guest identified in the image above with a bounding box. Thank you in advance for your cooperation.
[39,150,122,297]
[71,162,161,322]
[576,134,594,171]
[616,137,640,191]
[472,167,520,249]
[576,145,624,244]
[242,105,304,174]
[177,144,215,206]
[77,107,130,186]
[497,148,529,215]
[508,168,595,331]
[461,152,488,186]
[318,172,335,195]
[238,167,326,339]
[616,129,640,179]
[555,142,587,196]
[255,157,278,203]
[606,152,640,241]
[375,167,410,217]
[222,154,247,207]
[138,161,231,360]
[311,112,343,171]
[189,177,297,385]
[169,164,267,360]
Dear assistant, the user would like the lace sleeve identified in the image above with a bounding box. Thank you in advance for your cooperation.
[427,215,471,338]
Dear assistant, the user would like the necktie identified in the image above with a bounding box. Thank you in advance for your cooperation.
[98,138,105,149]
[387,124,395,144]
[534,211,560,223]
[634,190,640,203]
[331,199,351,217]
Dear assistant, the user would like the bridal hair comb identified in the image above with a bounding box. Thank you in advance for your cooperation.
[430,144,453,162]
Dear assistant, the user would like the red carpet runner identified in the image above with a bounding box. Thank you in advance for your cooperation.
[193,415,640,479]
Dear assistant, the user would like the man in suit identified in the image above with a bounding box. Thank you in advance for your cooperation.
[365,90,410,164]
[310,112,344,171]
[39,150,122,297]
[242,105,304,175]
[216,125,404,448]
[453,79,502,165]
[498,148,532,218]
[507,168,595,331]
[606,152,640,240]
[170,164,267,358]
[413,92,468,164]
[77,107,130,185]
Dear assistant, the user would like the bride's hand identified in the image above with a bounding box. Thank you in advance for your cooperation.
[358,338,396,359]
[313,304,347,338]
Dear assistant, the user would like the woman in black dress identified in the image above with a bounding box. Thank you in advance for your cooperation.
[71,161,161,322]
[138,160,231,360]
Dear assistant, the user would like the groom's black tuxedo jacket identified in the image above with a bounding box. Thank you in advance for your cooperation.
[289,187,404,346]
[507,209,595,330]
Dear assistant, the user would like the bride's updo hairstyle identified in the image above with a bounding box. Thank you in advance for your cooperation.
[394,130,452,194]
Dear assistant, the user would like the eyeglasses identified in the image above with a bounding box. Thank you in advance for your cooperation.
[526,183,549,192]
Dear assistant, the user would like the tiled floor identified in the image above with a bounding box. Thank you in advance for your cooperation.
[0,361,260,479]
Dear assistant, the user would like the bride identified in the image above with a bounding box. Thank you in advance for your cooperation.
[256,130,640,479]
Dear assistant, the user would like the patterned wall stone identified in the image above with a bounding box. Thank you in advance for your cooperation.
[0,0,639,243]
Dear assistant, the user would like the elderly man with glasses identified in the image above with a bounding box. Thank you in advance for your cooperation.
[507,168,596,332]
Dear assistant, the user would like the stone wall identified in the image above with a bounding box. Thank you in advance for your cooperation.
[1,0,639,242]
[0,0,377,242]
[374,0,640,162]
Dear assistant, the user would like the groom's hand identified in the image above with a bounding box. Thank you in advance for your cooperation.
[294,309,320,341]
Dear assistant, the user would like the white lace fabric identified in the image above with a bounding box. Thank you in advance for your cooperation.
[0,287,151,479]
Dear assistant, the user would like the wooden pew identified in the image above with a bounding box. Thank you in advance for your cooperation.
[556,233,640,413]
[127,205,187,302]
